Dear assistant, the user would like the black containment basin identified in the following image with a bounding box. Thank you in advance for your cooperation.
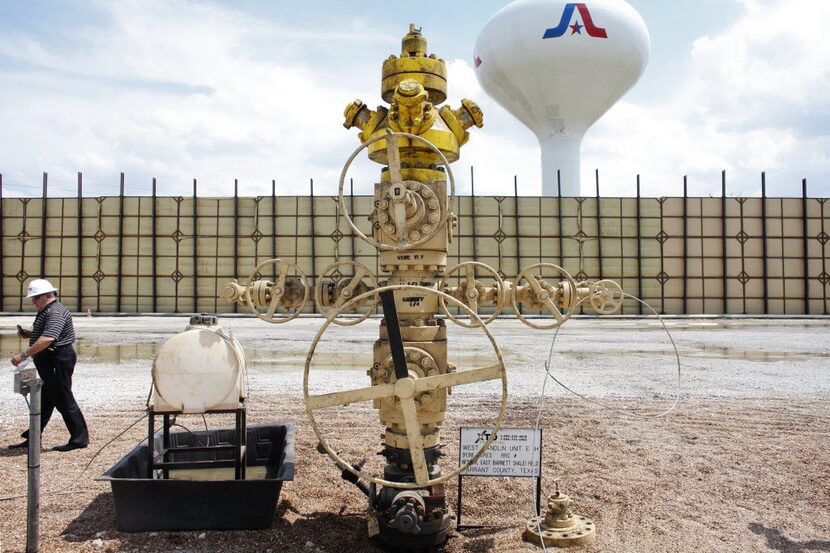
[97,423,294,532]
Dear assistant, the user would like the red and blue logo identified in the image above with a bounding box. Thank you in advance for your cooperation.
[543,3,608,39]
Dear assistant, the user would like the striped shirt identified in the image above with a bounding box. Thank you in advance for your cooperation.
[30,300,76,348]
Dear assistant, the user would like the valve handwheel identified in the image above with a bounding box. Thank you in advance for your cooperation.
[304,285,507,489]
[245,258,309,324]
[338,130,456,251]
[589,279,624,315]
[511,263,577,330]
[314,260,378,326]
[439,261,504,328]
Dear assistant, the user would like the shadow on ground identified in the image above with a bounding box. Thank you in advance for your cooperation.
[749,523,830,552]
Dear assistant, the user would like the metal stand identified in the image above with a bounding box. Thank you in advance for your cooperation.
[27,379,42,553]
[456,472,541,531]
[146,407,247,480]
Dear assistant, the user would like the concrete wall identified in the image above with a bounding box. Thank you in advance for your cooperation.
[2,192,828,315]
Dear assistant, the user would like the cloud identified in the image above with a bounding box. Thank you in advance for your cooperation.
[0,0,380,197]
[582,0,830,197]
[0,0,827,200]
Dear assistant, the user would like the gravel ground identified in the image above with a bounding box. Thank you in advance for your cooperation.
[1,316,829,552]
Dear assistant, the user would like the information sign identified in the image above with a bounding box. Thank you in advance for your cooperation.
[459,427,541,477]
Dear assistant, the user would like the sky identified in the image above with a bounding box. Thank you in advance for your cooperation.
[0,0,827,198]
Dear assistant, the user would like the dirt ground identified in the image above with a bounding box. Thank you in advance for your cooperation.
[1,317,829,552]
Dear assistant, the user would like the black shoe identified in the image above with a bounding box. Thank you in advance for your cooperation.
[52,442,87,452]
[8,440,29,450]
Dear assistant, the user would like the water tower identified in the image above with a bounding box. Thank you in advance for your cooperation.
[474,0,649,195]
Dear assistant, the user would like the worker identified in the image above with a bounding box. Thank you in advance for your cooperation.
[8,279,89,452]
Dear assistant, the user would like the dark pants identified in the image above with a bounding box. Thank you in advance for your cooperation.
[22,346,89,446]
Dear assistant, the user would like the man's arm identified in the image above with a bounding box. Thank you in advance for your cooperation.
[11,336,55,366]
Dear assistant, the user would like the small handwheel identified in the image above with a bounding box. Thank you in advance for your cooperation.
[338,130,455,251]
[589,279,624,315]
[511,263,577,330]
[314,260,378,326]
[245,258,309,324]
[304,285,507,489]
[439,261,504,328]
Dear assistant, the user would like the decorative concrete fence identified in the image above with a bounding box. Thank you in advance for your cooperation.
[1,173,827,315]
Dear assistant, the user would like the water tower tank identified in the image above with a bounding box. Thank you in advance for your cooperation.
[474,0,649,196]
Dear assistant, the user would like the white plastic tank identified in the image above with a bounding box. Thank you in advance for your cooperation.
[151,318,246,414]
[474,0,649,195]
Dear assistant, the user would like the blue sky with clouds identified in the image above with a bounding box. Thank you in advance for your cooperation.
[0,0,827,198]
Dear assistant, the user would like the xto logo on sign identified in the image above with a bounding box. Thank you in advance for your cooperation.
[543,3,608,39]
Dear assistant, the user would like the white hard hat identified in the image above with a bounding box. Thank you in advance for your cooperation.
[26,279,58,298]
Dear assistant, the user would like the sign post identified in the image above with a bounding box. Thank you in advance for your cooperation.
[456,427,542,530]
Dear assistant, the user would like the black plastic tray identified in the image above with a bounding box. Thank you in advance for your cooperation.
[98,423,294,532]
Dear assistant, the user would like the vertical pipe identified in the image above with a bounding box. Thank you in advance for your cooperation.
[801,178,810,315]
[595,169,603,280]
[116,173,125,313]
[26,380,42,553]
[760,172,769,314]
[556,170,563,270]
[470,166,478,263]
[40,173,48,278]
[192,178,198,312]
[309,179,316,312]
[76,174,83,312]
[151,178,158,313]
[636,175,643,315]
[721,171,728,314]
[682,176,688,315]
[233,179,239,313]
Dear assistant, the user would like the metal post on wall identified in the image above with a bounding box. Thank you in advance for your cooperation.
[77,173,83,312]
[760,172,769,314]
[721,171,728,313]
[556,170,564,271]
[513,176,521,276]
[233,179,239,313]
[272,179,278,275]
[192,178,199,312]
[349,178,356,263]
[151,178,158,313]
[470,166,478,263]
[116,173,125,313]
[802,178,810,315]
[682,175,688,315]
[595,169,603,281]
[40,173,48,279]
[635,175,643,315]
[309,178,316,311]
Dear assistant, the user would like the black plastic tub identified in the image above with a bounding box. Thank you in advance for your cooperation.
[97,423,294,532]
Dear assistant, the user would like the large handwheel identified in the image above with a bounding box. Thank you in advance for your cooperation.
[245,258,309,324]
[589,279,624,315]
[338,130,455,251]
[314,260,378,326]
[511,263,577,330]
[304,284,507,489]
[439,261,504,328]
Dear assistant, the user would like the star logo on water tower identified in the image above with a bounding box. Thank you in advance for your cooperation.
[543,3,608,39]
